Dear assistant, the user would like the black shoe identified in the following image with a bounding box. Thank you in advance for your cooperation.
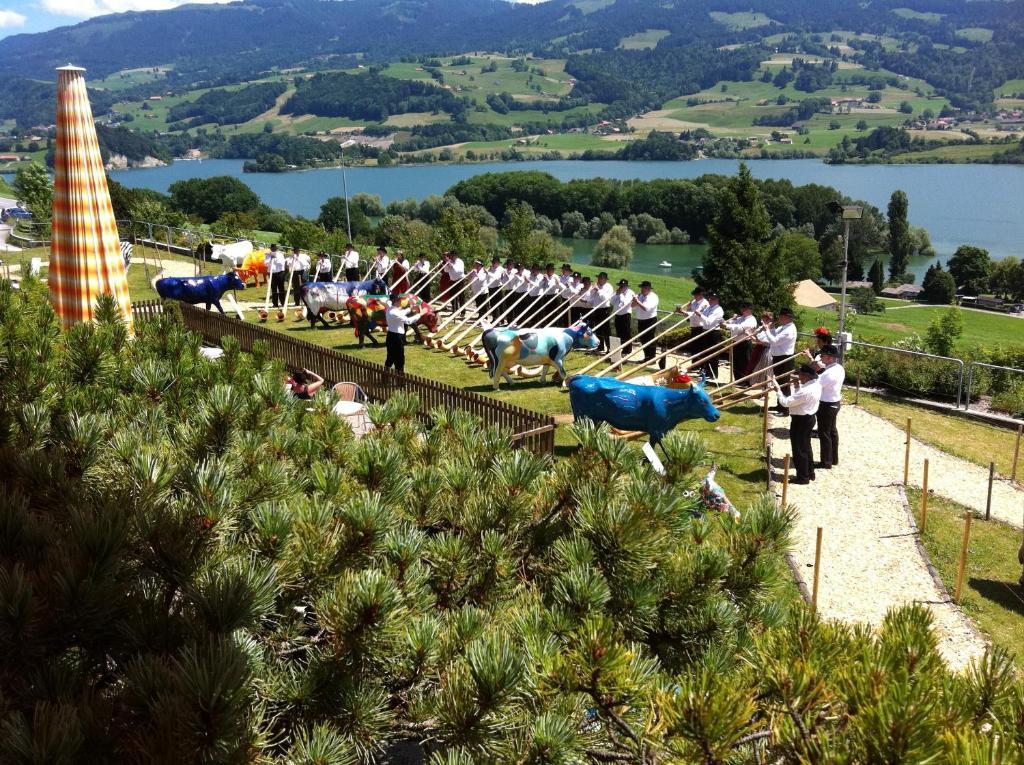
[815,462,832,470]
[809,474,816,481]
[790,477,810,485]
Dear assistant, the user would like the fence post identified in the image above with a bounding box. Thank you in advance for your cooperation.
[762,393,770,453]
[919,459,929,532]
[1012,424,1022,483]
[954,512,972,604]
[811,527,823,613]
[855,370,861,405]
[985,462,994,521]
[903,417,912,486]
[780,454,791,508]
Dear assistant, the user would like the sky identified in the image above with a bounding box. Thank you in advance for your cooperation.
[0,0,549,40]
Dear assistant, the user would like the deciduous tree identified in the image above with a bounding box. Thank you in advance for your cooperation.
[948,244,991,296]
[887,189,913,280]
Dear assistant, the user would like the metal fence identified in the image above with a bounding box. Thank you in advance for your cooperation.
[965,361,1024,413]
[131,300,557,455]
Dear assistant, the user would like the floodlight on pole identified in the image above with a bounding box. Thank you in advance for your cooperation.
[830,202,863,359]
[340,139,357,244]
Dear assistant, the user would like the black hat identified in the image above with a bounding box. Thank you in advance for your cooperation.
[377,246,387,252]
[778,307,795,318]
[706,292,719,301]
[639,280,652,289]
[691,287,704,295]
[491,256,500,264]
[561,263,572,270]
[798,363,819,378]
[740,301,753,310]
[545,263,555,270]
[514,262,523,269]
[270,244,278,251]
[820,344,839,357]
[572,271,581,278]
[504,258,514,266]
[474,259,484,266]
[581,276,592,284]
[617,279,629,287]
[317,250,327,257]
[597,272,608,279]
[292,245,301,252]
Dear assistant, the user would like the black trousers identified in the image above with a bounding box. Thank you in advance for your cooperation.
[772,354,794,412]
[570,305,587,326]
[635,317,660,365]
[314,268,332,283]
[270,271,287,307]
[416,283,431,302]
[590,307,610,350]
[816,401,840,466]
[699,329,723,379]
[291,270,306,306]
[732,339,751,381]
[385,330,406,374]
[474,290,489,316]
[614,314,633,355]
[790,413,816,482]
[345,267,359,283]
[449,280,465,311]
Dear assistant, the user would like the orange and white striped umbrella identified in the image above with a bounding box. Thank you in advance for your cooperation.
[49,64,133,332]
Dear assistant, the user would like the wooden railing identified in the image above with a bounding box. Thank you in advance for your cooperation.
[132,300,557,455]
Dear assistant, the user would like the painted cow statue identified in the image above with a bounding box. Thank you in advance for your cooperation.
[346,294,438,347]
[567,374,720,444]
[482,323,599,389]
[302,278,388,328]
[156,271,246,314]
[236,251,268,287]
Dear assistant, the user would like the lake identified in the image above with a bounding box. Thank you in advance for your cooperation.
[58,158,1024,278]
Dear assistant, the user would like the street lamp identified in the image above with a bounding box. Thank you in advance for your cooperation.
[830,202,862,360]
[339,139,356,243]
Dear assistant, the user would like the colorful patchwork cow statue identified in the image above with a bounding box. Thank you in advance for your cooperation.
[346,293,438,347]
[302,279,388,328]
[156,271,246,314]
[482,323,599,389]
[567,374,720,445]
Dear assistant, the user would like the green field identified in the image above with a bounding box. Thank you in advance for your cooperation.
[955,27,994,43]
[618,29,671,50]
[889,143,1010,162]
[93,65,174,91]
[892,7,944,22]
[709,11,775,30]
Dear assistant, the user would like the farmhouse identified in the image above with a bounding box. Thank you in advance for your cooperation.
[881,284,923,299]
[792,279,837,310]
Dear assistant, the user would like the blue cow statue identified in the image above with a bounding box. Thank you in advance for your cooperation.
[482,323,599,389]
[567,374,720,445]
[301,278,388,328]
[155,271,246,314]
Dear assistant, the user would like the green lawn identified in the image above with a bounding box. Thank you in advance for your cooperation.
[892,7,944,22]
[856,392,1024,479]
[892,143,1011,162]
[955,27,994,43]
[618,29,671,50]
[908,488,1023,662]
[709,11,775,30]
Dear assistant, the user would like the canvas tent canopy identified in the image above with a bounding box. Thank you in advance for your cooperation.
[791,279,837,310]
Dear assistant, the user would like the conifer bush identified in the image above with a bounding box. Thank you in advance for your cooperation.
[1,280,1021,764]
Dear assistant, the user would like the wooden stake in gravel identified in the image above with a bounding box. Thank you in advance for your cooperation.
[811,526,823,612]
[762,393,770,453]
[855,371,861,405]
[903,417,912,486]
[781,454,791,507]
[920,459,929,532]
[986,462,995,521]
[954,512,972,604]
[1012,424,1022,483]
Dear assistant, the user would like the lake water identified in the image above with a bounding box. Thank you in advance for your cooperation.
[22,157,1024,278]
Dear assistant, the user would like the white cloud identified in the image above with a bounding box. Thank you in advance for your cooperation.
[39,0,229,18]
[0,8,28,27]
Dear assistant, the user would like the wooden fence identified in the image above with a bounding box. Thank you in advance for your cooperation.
[132,300,557,455]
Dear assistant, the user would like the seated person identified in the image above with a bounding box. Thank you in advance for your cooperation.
[287,368,324,400]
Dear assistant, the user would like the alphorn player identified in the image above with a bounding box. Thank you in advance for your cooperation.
[759,306,798,414]
[411,253,432,301]
[723,302,756,381]
[611,279,635,356]
[772,363,821,485]
[814,343,844,469]
[696,292,724,380]
[632,281,661,367]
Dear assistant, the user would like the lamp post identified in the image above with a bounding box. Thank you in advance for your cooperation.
[339,139,356,244]
[832,203,863,360]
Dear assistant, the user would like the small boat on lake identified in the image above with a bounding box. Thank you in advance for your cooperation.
[658,260,672,268]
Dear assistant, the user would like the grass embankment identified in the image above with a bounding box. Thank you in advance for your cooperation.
[906,488,1024,661]
[856,392,1023,479]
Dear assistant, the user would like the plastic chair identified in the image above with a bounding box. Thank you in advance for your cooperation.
[332,382,366,403]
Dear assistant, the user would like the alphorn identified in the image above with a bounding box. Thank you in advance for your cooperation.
[405,261,445,296]
[430,301,485,348]
[426,278,477,332]
[714,373,796,408]
[710,355,799,398]
[616,325,726,381]
[459,289,538,355]
[676,331,759,380]
[447,290,526,354]
[433,293,493,351]
[575,310,692,381]
[277,261,298,322]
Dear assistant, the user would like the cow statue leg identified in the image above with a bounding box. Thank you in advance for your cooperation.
[212,300,226,315]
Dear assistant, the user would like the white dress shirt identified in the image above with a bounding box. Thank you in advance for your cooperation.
[698,303,724,330]
[725,313,757,337]
[634,291,659,320]
[561,280,583,301]
[528,275,545,297]
[588,282,614,309]
[469,268,489,296]
[265,252,285,273]
[385,304,418,333]
[514,271,531,293]
[819,362,845,403]
[777,379,821,416]
[314,257,332,279]
[499,267,515,290]
[371,255,391,278]
[287,253,310,273]
[412,258,431,276]
[611,289,635,316]
[485,265,503,290]
[444,258,465,281]
[687,297,708,327]
[341,249,360,269]
[763,322,798,356]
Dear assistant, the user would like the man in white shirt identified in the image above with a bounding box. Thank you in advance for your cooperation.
[484,256,503,316]
[264,244,286,308]
[685,287,709,341]
[773,363,822,484]
[287,246,311,307]
[411,254,432,301]
[723,301,757,380]
[384,296,421,375]
[611,279,635,355]
[589,272,614,352]
[340,243,360,282]
[760,307,799,413]
[313,251,333,282]
[441,252,466,311]
[371,247,391,280]
[498,259,517,316]
[539,263,559,325]
[696,293,725,379]
[632,281,661,366]
[468,259,489,316]
[815,344,845,469]
[561,271,584,327]
[572,276,593,325]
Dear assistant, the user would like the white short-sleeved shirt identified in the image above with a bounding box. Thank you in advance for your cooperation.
[634,291,659,320]
[265,252,285,273]
[341,249,360,269]
[763,322,798,356]
[372,255,391,278]
[444,258,466,280]
[588,282,614,309]
[819,362,845,403]
[611,289,635,316]
[687,297,709,327]
[562,280,583,301]
[528,275,545,297]
[412,258,431,275]
[725,313,757,337]
[777,379,821,416]
[699,303,724,330]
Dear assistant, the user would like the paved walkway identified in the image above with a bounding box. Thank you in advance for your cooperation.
[773,404,994,670]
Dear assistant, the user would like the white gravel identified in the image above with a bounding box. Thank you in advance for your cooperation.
[773,404,990,671]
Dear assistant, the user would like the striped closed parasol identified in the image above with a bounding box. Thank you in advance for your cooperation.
[49,64,133,332]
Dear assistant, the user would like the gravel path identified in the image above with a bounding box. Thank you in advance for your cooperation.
[773,404,990,670]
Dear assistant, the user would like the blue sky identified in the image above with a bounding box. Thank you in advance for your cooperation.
[0,0,548,41]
